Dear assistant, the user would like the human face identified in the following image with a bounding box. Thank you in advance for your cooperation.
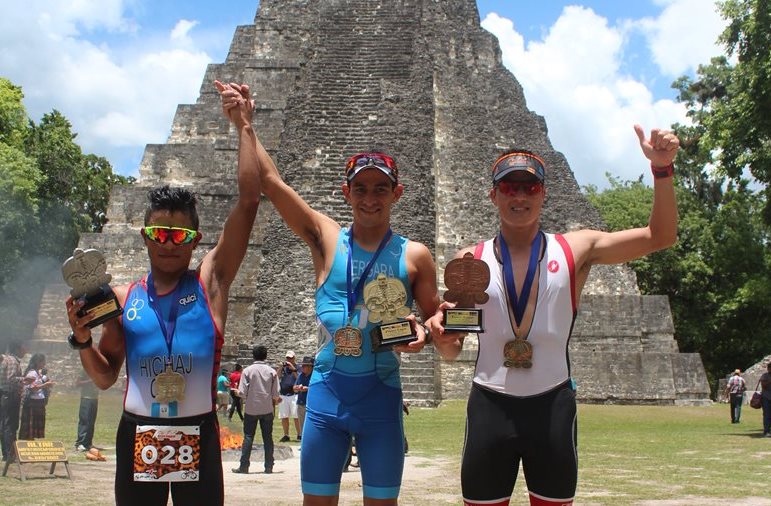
[142,210,201,275]
[342,169,403,228]
[490,173,545,229]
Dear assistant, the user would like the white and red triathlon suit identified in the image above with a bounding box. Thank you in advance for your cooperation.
[462,233,578,506]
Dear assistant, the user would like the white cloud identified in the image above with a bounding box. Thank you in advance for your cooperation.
[639,0,725,76]
[0,0,210,175]
[482,3,725,188]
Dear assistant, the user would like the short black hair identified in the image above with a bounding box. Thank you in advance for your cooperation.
[253,345,268,361]
[144,185,200,229]
[234,363,242,371]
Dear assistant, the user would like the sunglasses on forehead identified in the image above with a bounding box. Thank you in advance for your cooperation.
[495,180,544,196]
[345,152,398,181]
[143,226,200,245]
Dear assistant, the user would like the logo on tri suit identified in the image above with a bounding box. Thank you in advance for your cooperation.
[547,260,560,273]
[179,293,197,306]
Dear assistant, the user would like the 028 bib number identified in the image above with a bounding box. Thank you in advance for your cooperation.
[133,425,200,482]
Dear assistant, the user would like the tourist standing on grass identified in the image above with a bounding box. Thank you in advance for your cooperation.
[760,362,771,437]
[232,345,280,475]
[294,356,314,438]
[64,79,261,506]
[18,353,53,440]
[216,367,231,414]
[725,369,746,424]
[0,340,28,461]
[74,369,99,451]
[219,83,437,505]
[428,125,679,506]
[228,363,244,421]
[278,351,301,442]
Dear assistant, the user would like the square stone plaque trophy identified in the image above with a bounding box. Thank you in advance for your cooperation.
[442,252,490,333]
[62,248,123,328]
[364,273,417,352]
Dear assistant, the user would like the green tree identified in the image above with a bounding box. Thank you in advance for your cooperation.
[673,0,771,222]
[586,177,771,391]
[0,77,133,339]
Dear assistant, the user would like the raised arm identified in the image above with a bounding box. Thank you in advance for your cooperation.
[198,82,261,317]
[566,125,679,274]
[218,82,339,283]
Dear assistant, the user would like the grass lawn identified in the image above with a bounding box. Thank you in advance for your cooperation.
[5,392,771,504]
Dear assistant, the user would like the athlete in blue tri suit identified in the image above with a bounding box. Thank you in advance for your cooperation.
[220,81,440,506]
[65,80,262,506]
[428,125,680,506]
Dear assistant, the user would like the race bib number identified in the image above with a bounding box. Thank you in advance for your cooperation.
[133,425,200,482]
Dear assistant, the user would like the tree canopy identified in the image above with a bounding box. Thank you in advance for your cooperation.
[0,77,133,339]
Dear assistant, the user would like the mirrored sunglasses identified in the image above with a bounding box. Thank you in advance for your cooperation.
[495,181,543,197]
[143,226,199,245]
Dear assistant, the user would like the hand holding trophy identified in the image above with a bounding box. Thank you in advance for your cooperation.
[62,248,123,328]
[442,252,490,332]
[364,273,417,352]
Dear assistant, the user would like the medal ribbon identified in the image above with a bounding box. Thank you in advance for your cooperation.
[498,231,543,328]
[146,271,187,355]
[345,226,393,325]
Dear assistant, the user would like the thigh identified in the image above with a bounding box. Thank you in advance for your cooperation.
[300,407,351,497]
[356,417,404,499]
[170,416,224,506]
[258,413,274,439]
[115,415,169,506]
[243,414,258,436]
[461,385,520,503]
[521,386,578,501]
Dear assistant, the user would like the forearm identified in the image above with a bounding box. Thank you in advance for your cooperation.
[647,174,678,249]
[237,124,261,209]
[78,347,121,390]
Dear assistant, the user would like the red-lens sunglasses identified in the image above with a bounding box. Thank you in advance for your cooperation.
[495,181,543,197]
[143,226,200,245]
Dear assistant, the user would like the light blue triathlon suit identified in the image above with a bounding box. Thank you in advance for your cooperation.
[301,227,409,499]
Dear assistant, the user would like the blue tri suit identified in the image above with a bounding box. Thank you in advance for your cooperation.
[301,228,409,499]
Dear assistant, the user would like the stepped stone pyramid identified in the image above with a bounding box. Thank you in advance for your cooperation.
[32,0,710,405]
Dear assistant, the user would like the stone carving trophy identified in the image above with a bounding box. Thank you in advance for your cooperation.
[442,252,490,332]
[62,248,123,328]
[364,273,416,351]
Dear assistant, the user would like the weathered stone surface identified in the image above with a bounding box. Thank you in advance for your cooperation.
[30,0,709,405]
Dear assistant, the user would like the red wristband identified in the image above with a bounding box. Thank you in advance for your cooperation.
[651,163,674,179]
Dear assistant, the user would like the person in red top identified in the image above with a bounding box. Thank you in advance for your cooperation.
[228,364,243,421]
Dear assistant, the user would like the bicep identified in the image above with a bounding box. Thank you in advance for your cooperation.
[571,228,660,267]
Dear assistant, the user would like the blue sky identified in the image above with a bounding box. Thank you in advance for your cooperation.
[0,1,726,188]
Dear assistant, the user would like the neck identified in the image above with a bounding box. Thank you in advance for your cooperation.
[499,223,540,252]
[351,222,391,251]
[149,267,187,293]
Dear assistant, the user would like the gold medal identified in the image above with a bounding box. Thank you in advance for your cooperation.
[504,337,533,369]
[334,326,363,356]
[155,364,186,403]
[363,273,410,324]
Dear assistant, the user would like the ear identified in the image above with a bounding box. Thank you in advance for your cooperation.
[342,183,351,203]
[392,183,405,202]
[489,187,497,205]
[193,231,203,248]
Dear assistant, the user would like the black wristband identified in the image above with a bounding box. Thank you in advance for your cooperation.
[651,163,674,179]
[68,332,92,350]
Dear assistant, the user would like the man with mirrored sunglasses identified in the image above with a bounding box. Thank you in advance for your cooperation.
[427,125,680,506]
[64,79,262,506]
[219,84,439,506]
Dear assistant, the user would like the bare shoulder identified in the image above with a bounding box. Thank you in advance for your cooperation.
[406,240,435,269]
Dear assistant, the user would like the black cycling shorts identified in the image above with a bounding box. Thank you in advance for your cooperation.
[461,381,577,504]
[115,411,223,506]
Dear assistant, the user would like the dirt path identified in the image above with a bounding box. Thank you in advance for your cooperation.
[4,448,771,505]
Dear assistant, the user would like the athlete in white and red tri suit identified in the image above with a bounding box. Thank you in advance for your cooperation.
[427,125,680,506]
[65,80,262,506]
